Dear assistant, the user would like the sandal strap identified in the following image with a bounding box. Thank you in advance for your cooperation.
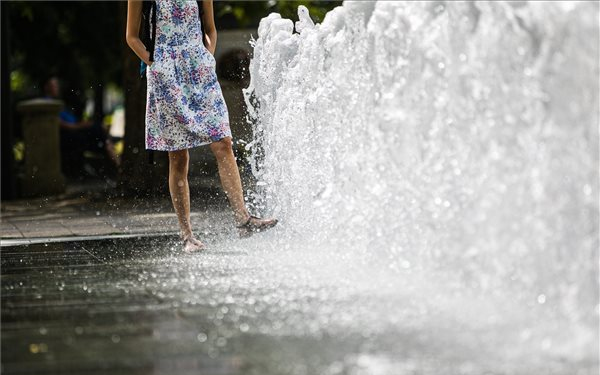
[236,215,259,228]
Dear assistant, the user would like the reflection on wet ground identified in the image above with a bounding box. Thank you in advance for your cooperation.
[1,235,596,375]
[1,236,371,375]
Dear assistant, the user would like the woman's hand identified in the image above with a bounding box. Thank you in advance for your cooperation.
[78,120,94,129]
[200,1,217,56]
[207,46,215,56]
[59,119,93,131]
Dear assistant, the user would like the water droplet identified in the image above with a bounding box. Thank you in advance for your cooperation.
[197,333,207,342]
[216,337,227,347]
[541,338,552,349]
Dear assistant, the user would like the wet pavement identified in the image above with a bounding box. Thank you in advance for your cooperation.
[1,237,227,375]
[1,236,365,375]
[2,233,596,375]
[0,187,232,242]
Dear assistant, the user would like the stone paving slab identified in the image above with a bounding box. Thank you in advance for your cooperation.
[10,221,74,238]
[1,237,253,375]
[1,191,234,241]
[0,221,22,238]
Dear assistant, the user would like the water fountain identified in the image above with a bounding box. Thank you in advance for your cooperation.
[240,1,599,372]
[2,2,597,374]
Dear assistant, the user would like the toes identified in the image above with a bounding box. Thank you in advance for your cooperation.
[184,244,204,253]
[183,237,206,253]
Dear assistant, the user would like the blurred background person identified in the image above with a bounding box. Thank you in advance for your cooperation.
[43,75,120,178]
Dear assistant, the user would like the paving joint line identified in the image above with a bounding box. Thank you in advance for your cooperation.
[0,232,180,247]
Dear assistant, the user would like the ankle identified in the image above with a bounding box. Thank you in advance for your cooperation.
[235,211,251,226]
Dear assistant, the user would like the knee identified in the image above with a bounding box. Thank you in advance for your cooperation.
[210,137,233,157]
[169,151,189,174]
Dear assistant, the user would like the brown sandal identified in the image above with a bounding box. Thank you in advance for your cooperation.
[236,215,278,238]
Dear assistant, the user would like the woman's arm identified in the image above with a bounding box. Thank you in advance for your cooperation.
[126,0,152,65]
[201,0,217,55]
[59,118,92,131]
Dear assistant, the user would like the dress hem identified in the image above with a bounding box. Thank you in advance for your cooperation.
[145,135,232,152]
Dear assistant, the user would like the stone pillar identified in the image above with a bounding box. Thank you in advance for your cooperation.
[16,98,66,197]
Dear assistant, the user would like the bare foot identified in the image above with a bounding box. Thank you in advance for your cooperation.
[182,235,206,253]
[236,215,278,238]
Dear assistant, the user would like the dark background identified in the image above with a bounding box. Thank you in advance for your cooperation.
[1,1,341,200]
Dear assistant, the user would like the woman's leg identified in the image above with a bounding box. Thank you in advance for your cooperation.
[210,137,278,236]
[168,150,193,238]
[209,137,250,225]
[169,150,205,252]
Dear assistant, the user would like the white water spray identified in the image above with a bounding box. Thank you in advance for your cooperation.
[242,1,598,368]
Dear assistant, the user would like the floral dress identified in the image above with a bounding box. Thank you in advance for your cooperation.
[145,0,232,151]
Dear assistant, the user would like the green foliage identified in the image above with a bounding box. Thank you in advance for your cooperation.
[216,1,342,28]
[7,2,122,98]
[214,2,271,28]
[273,0,341,23]
[7,1,342,100]
[10,70,28,93]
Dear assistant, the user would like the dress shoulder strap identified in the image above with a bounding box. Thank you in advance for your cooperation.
[197,1,207,47]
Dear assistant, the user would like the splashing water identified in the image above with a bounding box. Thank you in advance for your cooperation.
[241,1,598,372]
